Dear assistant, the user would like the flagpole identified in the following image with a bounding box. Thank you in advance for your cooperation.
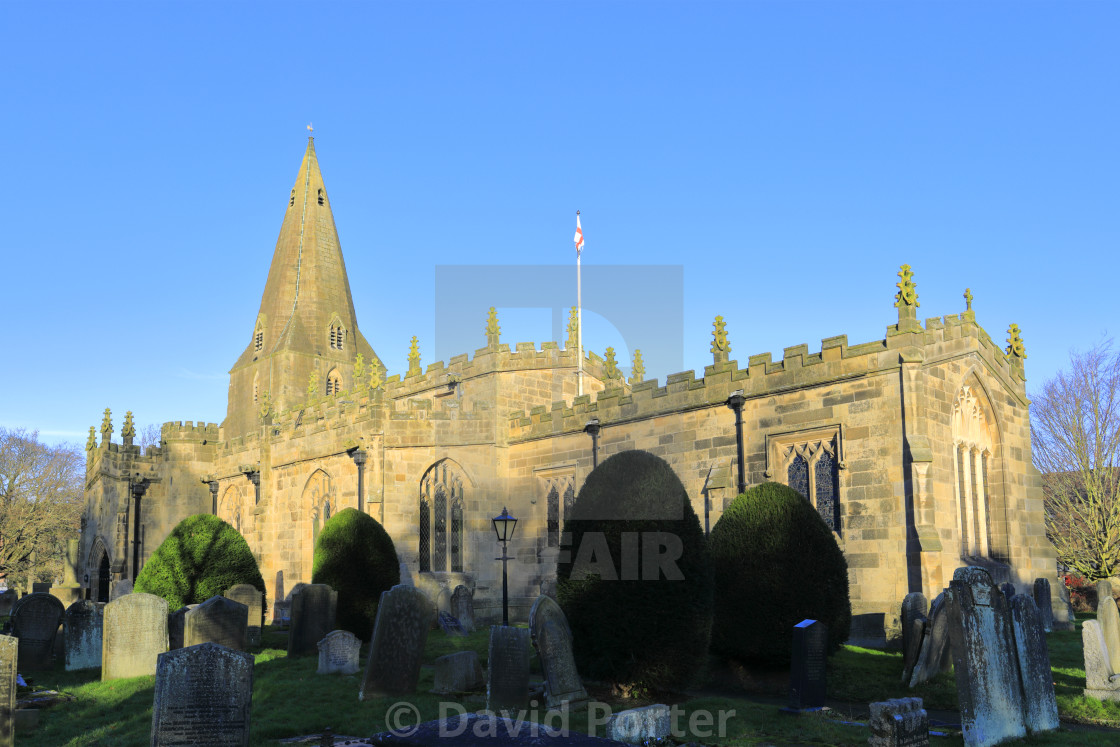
[576,210,584,397]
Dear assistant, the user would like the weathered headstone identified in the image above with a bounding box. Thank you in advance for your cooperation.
[31,583,50,595]
[529,595,588,708]
[317,630,361,675]
[287,584,336,657]
[1082,619,1120,701]
[185,595,248,650]
[102,592,168,680]
[0,591,15,617]
[1096,590,1120,676]
[540,578,558,601]
[431,650,485,693]
[436,587,452,617]
[167,605,198,650]
[398,562,414,587]
[151,642,253,746]
[909,591,952,687]
[450,585,475,633]
[946,566,1026,746]
[9,593,65,670]
[487,625,530,713]
[109,579,132,600]
[1032,578,1054,633]
[63,600,102,671]
[359,585,432,699]
[0,635,16,747]
[225,584,264,648]
[605,704,671,744]
[786,619,827,711]
[998,582,1015,604]
[1009,595,1059,733]
[438,611,466,636]
[868,697,929,747]
[900,592,928,686]
[272,570,285,623]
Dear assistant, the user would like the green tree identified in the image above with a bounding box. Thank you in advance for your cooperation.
[312,508,400,637]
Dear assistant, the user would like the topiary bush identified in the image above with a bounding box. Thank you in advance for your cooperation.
[557,450,714,694]
[135,514,265,611]
[311,507,400,638]
[709,481,850,667]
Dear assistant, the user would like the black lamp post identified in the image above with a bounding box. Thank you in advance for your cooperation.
[492,507,518,626]
[584,418,601,469]
[726,390,746,495]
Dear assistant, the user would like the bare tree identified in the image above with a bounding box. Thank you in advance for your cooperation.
[1033,340,1120,580]
[0,428,84,589]
[138,423,162,452]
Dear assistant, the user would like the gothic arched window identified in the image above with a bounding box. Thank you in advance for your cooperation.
[770,426,843,536]
[420,460,468,573]
[326,369,342,396]
[951,383,1000,559]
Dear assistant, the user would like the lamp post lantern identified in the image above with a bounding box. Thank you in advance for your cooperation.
[492,507,518,626]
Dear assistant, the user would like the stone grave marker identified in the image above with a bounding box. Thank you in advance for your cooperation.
[909,591,952,687]
[438,611,466,636]
[359,585,432,699]
[1082,619,1120,701]
[785,619,827,711]
[185,596,248,650]
[31,583,50,595]
[998,582,1015,603]
[287,584,336,657]
[317,630,361,675]
[10,593,65,670]
[0,591,15,617]
[151,642,253,746]
[487,625,530,713]
[431,650,485,693]
[1009,595,1059,733]
[529,595,588,708]
[0,635,15,747]
[1033,578,1054,633]
[225,584,264,647]
[605,704,671,744]
[1095,589,1120,676]
[946,566,1027,747]
[109,579,132,600]
[168,605,198,650]
[63,600,102,671]
[868,697,929,747]
[540,577,558,600]
[436,587,452,617]
[450,585,475,633]
[102,592,168,680]
[900,592,928,685]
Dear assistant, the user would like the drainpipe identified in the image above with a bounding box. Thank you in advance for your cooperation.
[726,391,746,496]
[584,418,601,469]
[130,478,149,581]
[352,449,367,514]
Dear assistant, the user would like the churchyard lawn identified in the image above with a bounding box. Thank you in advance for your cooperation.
[15,615,1120,746]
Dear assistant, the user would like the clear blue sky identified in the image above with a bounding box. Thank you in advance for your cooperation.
[2,1,1116,445]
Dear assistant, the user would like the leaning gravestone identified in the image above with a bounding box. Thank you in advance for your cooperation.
[102,592,168,680]
[946,566,1027,747]
[1010,595,1059,733]
[1095,589,1120,676]
[487,625,530,713]
[359,585,432,699]
[431,651,485,694]
[225,584,264,647]
[0,591,15,618]
[784,619,827,712]
[1082,619,1120,701]
[451,585,475,633]
[317,630,361,675]
[1033,578,1054,633]
[109,579,132,600]
[868,697,929,747]
[286,584,336,657]
[909,591,952,687]
[0,635,15,747]
[151,642,253,746]
[900,592,928,685]
[64,600,102,671]
[529,595,588,708]
[185,596,248,650]
[10,592,65,670]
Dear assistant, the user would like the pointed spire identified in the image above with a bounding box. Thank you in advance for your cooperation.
[100,408,112,445]
[604,347,621,381]
[711,316,730,364]
[629,349,645,385]
[407,336,422,377]
[486,307,501,349]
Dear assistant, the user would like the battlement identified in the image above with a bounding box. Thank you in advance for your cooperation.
[161,421,220,441]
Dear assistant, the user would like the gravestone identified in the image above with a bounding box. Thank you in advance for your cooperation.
[185,595,248,650]
[63,600,102,671]
[431,650,485,693]
[31,583,50,595]
[359,585,432,699]
[1095,590,1120,676]
[868,697,929,747]
[438,611,467,636]
[287,584,336,657]
[225,584,264,648]
[785,619,827,711]
[529,595,588,708]
[605,704,671,744]
[909,591,952,687]
[1032,578,1054,633]
[998,582,1016,603]
[102,592,168,680]
[0,591,15,617]
[151,642,253,746]
[946,566,1027,746]
[9,593,65,670]
[540,578,558,601]
[0,635,15,747]
[900,592,928,686]
[168,605,198,650]
[317,630,361,675]
[273,571,285,623]
[109,579,132,600]
[451,585,475,633]
[487,625,530,713]
[1009,595,1059,733]
[1082,619,1120,701]
[436,587,452,617]
[398,562,414,587]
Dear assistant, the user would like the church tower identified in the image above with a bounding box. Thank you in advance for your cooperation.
[225,137,380,437]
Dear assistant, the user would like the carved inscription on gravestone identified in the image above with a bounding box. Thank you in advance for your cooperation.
[359,585,432,699]
[102,593,169,680]
[787,619,827,711]
[1010,595,1059,733]
[151,642,253,746]
[317,630,361,675]
[10,593,65,670]
[487,625,530,713]
[64,600,103,671]
[184,596,248,651]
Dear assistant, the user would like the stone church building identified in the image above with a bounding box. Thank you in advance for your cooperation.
[79,137,1066,642]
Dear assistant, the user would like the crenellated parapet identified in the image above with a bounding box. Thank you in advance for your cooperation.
[161,421,221,443]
